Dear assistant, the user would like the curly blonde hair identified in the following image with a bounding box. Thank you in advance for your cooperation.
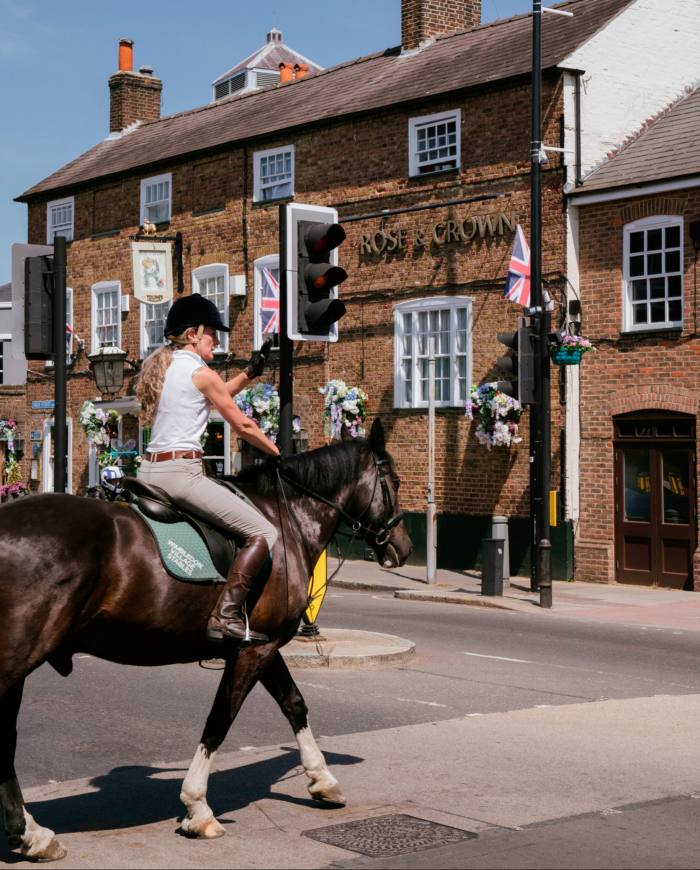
[135,329,196,423]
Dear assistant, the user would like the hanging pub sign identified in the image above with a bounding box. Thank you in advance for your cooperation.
[131,241,174,305]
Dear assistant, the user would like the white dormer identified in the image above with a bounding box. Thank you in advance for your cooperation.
[212,27,323,102]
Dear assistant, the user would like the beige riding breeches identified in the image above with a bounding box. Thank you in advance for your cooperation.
[138,458,278,552]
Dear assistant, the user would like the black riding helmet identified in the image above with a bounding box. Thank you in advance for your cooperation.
[164,293,230,338]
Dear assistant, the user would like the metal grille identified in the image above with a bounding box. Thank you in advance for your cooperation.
[303,813,476,858]
[256,70,279,88]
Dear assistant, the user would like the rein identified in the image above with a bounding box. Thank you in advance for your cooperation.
[276,453,404,546]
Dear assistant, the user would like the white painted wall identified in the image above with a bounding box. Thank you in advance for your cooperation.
[560,0,700,179]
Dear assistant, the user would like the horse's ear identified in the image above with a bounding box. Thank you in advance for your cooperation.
[369,417,386,454]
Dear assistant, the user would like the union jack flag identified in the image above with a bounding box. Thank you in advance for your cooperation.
[503,224,531,308]
[260,267,280,335]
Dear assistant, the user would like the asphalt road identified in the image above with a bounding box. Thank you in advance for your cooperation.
[16,588,700,790]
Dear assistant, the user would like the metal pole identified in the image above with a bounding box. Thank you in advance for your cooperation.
[52,235,67,494]
[278,204,294,458]
[426,336,437,584]
[531,0,553,607]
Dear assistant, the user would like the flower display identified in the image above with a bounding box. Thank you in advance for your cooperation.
[235,383,280,443]
[319,379,368,440]
[549,333,594,353]
[0,419,18,452]
[79,401,121,467]
[466,382,523,450]
[0,482,27,500]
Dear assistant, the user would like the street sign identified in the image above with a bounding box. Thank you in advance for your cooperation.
[31,400,54,410]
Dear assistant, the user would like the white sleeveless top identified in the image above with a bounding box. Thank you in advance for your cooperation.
[147,350,210,453]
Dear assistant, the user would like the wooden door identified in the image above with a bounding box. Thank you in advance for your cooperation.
[615,443,695,589]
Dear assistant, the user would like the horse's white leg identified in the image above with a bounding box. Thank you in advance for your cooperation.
[179,743,225,839]
[297,723,346,805]
[20,809,67,862]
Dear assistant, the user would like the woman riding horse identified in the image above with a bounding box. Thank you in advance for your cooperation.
[136,293,279,646]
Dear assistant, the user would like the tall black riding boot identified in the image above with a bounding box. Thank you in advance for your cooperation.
[206,536,271,645]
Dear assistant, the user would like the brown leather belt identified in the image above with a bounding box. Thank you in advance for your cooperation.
[144,450,203,462]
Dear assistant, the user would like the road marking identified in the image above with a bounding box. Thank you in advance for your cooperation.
[535,704,552,708]
[396,697,447,708]
[600,808,623,816]
[463,652,533,664]
[76,654,91,659]
[466,713,482,717]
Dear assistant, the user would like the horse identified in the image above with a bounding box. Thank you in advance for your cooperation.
[0,418,412,863]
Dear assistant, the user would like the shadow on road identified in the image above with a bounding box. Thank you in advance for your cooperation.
[0,747,362,861]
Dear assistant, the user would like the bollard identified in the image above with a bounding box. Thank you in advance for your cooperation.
[490,515,510,587]
[481,538,504,596]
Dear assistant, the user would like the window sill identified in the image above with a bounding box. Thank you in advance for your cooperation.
[252,195,294,209]
[620,326,683,338]
[91,229,120,240]
[192,206,226,218]
[408,167,460,181]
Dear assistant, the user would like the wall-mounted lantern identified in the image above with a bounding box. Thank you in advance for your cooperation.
[88,346,128,395]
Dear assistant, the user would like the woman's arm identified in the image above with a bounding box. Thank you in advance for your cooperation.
[192,368,280,457]
[223,371,251,398]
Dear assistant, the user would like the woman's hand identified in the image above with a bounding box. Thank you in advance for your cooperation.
[244,339,273,379]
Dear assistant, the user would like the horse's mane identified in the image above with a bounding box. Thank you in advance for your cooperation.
[232,438,369,499]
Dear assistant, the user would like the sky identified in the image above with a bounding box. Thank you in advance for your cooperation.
[0,0,556,285]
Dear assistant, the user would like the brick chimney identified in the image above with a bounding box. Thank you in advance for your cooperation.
[402,0,481,51]
[108,38,162,132]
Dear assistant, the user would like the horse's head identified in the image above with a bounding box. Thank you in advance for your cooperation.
[352,418,413,569]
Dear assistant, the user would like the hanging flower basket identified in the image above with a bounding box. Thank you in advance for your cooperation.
[79,401,121,467]
[466,382,523,450]
[549,333,594,366]
[319,379,368,440]
[234,383,280,443]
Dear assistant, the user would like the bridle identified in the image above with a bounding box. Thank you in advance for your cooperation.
[275,451,404,549]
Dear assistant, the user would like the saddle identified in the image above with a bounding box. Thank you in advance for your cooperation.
[122,477,248,582]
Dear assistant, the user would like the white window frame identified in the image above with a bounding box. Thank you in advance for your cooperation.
[139,298,169,358]
[46,196,74,243]
[622,215,684,333]
[393,296,472,409]
[253,145,294,203]
[192,263,229,353]
[253,254,280,351]
[91,280,122,352]
[140,172,172,226]
[203,412,231,476]
[408,110,461,178]
[42,417,73,493]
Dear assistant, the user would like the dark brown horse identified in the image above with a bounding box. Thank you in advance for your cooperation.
[0,419,412,862]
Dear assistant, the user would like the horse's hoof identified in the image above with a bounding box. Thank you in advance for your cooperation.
[181,816,226,839]
[22,837,67,863]
[310,782,347,806]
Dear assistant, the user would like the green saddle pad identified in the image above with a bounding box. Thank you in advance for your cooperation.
[132,505,226,584]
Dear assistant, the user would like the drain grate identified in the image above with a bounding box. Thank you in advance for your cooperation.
[303,813,477,857]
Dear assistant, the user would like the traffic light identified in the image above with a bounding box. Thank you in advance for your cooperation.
[285,203,347,341]
[496,324,535,405]
[24,254,55,360]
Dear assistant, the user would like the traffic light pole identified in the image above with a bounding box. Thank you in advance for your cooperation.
[531,0,552,607]
[53,235,67,494]
[278,205,294,457]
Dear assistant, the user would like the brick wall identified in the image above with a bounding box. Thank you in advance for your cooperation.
[21,74,566,533]
[576,188,700,586]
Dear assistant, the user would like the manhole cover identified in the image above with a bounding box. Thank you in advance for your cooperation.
[303,813,476,857]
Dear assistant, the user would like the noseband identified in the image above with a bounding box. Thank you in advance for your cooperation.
[276,452,404,547]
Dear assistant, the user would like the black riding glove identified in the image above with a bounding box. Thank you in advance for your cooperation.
[244,339,273,379]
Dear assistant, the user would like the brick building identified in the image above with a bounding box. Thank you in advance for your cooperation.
[570,85,700,589]
[9,0,700,578]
